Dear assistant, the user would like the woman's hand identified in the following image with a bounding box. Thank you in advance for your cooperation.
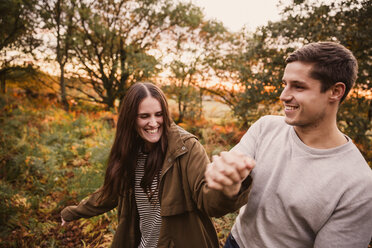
[61,216,66,226]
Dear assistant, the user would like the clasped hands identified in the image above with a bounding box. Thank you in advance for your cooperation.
[205,150,255,198]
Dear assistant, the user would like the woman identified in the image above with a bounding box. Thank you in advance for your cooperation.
[61,82,250,248]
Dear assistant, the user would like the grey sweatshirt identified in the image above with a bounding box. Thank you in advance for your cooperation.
[231,115,372,248]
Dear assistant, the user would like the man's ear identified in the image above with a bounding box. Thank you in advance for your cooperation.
[329,82,346,103]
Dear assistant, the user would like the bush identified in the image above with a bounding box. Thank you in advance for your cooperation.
[0,94,116,247]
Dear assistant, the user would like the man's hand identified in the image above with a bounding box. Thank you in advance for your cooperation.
[205,150,255,198]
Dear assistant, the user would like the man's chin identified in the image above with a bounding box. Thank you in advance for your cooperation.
[284,117,295,126]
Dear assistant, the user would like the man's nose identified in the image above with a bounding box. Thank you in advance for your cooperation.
[279,86,291,101]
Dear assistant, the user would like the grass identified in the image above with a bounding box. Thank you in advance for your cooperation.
[202,100,233,122]
[167,98,234,123]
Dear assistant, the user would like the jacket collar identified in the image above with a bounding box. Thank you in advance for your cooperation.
[161,122,195,175]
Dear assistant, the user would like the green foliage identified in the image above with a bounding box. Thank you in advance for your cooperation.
[177,115,245,158]
[162,84,202,123]
[209,30,287,126]
[162,18,228,124]
[0,181,24,234]
[213,212,238,246]
[271,0,371,92]
[338,96,372,163]
[0,0,38,50]
[0,94,115,246]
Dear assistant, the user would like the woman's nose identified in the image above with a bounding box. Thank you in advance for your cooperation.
[148,117,157,126]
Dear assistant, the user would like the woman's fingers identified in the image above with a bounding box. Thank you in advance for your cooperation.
[61,216,66,226]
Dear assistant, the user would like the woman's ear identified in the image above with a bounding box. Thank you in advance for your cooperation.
[329,82,346,103]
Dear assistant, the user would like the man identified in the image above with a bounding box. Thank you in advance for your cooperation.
[205,42,372,247]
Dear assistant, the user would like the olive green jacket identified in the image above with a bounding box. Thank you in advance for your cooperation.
[61,123,252,248]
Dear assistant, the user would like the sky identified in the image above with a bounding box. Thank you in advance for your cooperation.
[190,0,284,32]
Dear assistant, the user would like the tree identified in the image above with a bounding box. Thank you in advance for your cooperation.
[41,0,77,110]
[162,18,228,123]
[0,0,39,93]
[163,61,201,123]
[207,28,287,126]
[68,0,205,109]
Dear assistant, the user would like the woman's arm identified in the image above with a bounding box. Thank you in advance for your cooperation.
[61,189,118,222]
[184,139,253,217]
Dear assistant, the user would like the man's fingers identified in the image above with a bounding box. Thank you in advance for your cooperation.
[208,166,235,186]
[244,156,256,170]
[212,155,241,183]
[236,156,255,179]
[206,152,255,197]
[220,151,248,171]
[206,160,236,188]
[218,151,255,180]
[220,150,256,170]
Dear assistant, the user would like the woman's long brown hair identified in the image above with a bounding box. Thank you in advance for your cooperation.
[97,82,171,203]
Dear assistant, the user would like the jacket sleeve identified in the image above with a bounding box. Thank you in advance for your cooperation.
[61,189,118,222]
[184,138,252,218]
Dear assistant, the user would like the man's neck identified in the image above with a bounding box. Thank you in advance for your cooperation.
[294,122,347,149]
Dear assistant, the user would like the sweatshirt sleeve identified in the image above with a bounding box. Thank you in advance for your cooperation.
[185,139,252,218]
[61,190,118,222]
[230,116,265,159]
[314,197,372,248]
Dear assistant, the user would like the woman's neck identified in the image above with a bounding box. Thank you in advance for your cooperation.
[142,142,155,153]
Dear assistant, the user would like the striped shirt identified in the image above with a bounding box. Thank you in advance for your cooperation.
[134,152,162,248]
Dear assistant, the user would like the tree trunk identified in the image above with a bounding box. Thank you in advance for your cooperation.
[118,39,128,104]
[0,72,5,94]
[104,95,115,111]
[177,95,184,123]
[60,66,69,110]
[198,88,203,118]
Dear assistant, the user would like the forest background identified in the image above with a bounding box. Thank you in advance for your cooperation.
[0,0,371,247]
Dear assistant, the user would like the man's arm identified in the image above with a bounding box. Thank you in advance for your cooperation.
[314,197,372,248]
